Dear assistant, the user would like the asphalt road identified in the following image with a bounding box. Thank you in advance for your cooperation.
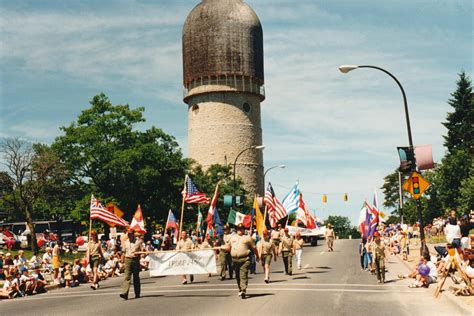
[1,239,471,316]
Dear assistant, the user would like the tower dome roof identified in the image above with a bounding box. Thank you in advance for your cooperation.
[182,0,264,85]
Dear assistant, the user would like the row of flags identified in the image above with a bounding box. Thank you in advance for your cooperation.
[89,175,357,239]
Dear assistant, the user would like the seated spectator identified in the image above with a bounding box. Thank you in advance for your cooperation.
[31,267,47,294]
[29,252,42,269]
[0,267,6,280]
[3,253,14,269]
[103,255,117,278]
[42,247,53,271]
[0,251,4,269]
[1,227,18,250]
[0,275,16,299]
[14,250,27,271]
[20,268,35,295]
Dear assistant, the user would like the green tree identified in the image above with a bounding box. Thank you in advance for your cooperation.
[434,149,473,212]
[325,215,352,239]
[52,93,188,225]
[442,71,473,155]
[456,172,474,213]
[0,139,71,252]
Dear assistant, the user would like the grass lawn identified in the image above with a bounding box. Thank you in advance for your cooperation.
[3,248,85,263]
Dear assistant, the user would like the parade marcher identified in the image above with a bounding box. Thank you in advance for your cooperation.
[325,224,335,252]
[220,225,233,281]
[52,240,62,284]
[279,227,295,276]
[294,231,304,270]
[271,224,282,248]
[200,234,213,277]
[257,230,277,283]
[373,231,387,284]
[228,224,259,299]
[176,231,194,284]
[87,230,104,290]
[120,230,144,300]
[359,238,368,270]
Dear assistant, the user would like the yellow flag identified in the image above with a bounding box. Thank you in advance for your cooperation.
[253,195,264,238]
[106,202,124,218]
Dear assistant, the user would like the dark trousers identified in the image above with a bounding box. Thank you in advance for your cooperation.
[121,257,140,298]
[282,251,293,275]
[233,257,250,292]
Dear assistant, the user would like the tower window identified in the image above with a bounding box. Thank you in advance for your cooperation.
[243,102,251,113]
[191,104,199,115]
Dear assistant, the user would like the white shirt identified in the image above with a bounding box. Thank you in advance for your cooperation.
[426,261,437,279]
[445,224,461,243]
[3,279,12,289]
[42,253,51,263]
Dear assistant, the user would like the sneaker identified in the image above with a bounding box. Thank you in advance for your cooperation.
[220,277,225,281]
[241,292,246,299]
[264,279,269,284]
[182,280,187,285]
[238,291,242,296]
[91,284,96,290]
[397,274,404,279]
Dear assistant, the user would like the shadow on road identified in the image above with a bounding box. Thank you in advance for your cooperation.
[139,294,164,298]
[316,266,332,269]
[164,294,231,298]
[267,279,286,283]
[306,271,329,274]
[292,276,310,280]
[245,293,275,299]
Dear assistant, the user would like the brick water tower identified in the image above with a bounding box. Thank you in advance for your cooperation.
[182,0,265,195]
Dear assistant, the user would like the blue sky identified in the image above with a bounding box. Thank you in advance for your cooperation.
[0,0,472,225]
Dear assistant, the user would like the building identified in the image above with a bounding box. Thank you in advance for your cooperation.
[182,0,265,195]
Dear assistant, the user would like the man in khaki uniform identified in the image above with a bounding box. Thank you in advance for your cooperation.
[219,225,233,280]
[176,231,194,284]
[120,231,144,300]
[227,224,259,299]
[279,227,295,276]
[271,224,282,248]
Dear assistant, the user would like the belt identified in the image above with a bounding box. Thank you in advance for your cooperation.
[232,255,249,260]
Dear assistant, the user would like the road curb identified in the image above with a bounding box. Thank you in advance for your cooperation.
[394,247,473,313]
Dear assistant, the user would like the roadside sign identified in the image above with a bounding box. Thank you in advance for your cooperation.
[402,171,430,199]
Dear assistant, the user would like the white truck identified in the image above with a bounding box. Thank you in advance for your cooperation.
[287,225,326,246]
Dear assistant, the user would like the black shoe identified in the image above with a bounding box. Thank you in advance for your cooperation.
[264,279,269,284]
[135,295,140,299]
[190,275,194,283]
[220,277,225,281]
[91,284,96,290]
[119,293,128,300]
[289,272,292,276]
[241,292,246,299]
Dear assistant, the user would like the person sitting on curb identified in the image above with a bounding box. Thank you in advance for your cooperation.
[408,254,438,288]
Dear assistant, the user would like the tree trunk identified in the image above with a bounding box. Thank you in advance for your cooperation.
[25,206,37,253]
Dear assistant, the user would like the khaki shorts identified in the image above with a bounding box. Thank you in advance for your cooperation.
[89,256,100,269]
[263,254,273,266]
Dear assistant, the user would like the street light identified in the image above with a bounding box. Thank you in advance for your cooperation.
[232,145,265,208]
[338,64,426,254]
[264,164,286,184]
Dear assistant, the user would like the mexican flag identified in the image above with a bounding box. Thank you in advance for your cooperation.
[227,209,252,228]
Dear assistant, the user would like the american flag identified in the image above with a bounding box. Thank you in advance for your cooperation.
[264,182,287,228]
[90,195,129,227]
[183,176,210,204]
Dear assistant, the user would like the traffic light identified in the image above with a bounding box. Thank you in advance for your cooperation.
[343,193,348,202]
[322,195,327,203]
[412,175,420,195]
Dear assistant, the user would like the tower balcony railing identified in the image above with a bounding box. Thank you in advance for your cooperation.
[183,74,265,101]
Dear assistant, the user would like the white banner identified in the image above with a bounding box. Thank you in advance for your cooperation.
[148,250,217,276]
[287,225,326,237]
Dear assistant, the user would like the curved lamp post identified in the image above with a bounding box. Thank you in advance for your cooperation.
[264,164,286,185]
[232,145,265,208]
[338,64,425,255]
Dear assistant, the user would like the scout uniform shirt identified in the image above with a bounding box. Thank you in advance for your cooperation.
[229,234,255,259]
[88,240,101,259]
[124,238,144,258]
[280,234,294,252]
[259,239,275,255]
[177,238,194,251]
[271,230,281,243]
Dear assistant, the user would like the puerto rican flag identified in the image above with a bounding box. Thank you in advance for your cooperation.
[206,183,219,230]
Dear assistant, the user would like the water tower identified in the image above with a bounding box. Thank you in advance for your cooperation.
[182,0,265,195]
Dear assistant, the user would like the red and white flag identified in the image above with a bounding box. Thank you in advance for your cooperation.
[206,183,219,230]
[299,193,316,229]
[129,205,147,234]
[90,195,129,227]
[182,175,210,204]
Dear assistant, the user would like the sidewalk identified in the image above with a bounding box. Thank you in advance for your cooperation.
[395,241,473,310]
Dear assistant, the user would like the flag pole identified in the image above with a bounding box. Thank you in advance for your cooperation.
[196,205,200,237]
[178,175,187,241]
[262,204,268,230]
